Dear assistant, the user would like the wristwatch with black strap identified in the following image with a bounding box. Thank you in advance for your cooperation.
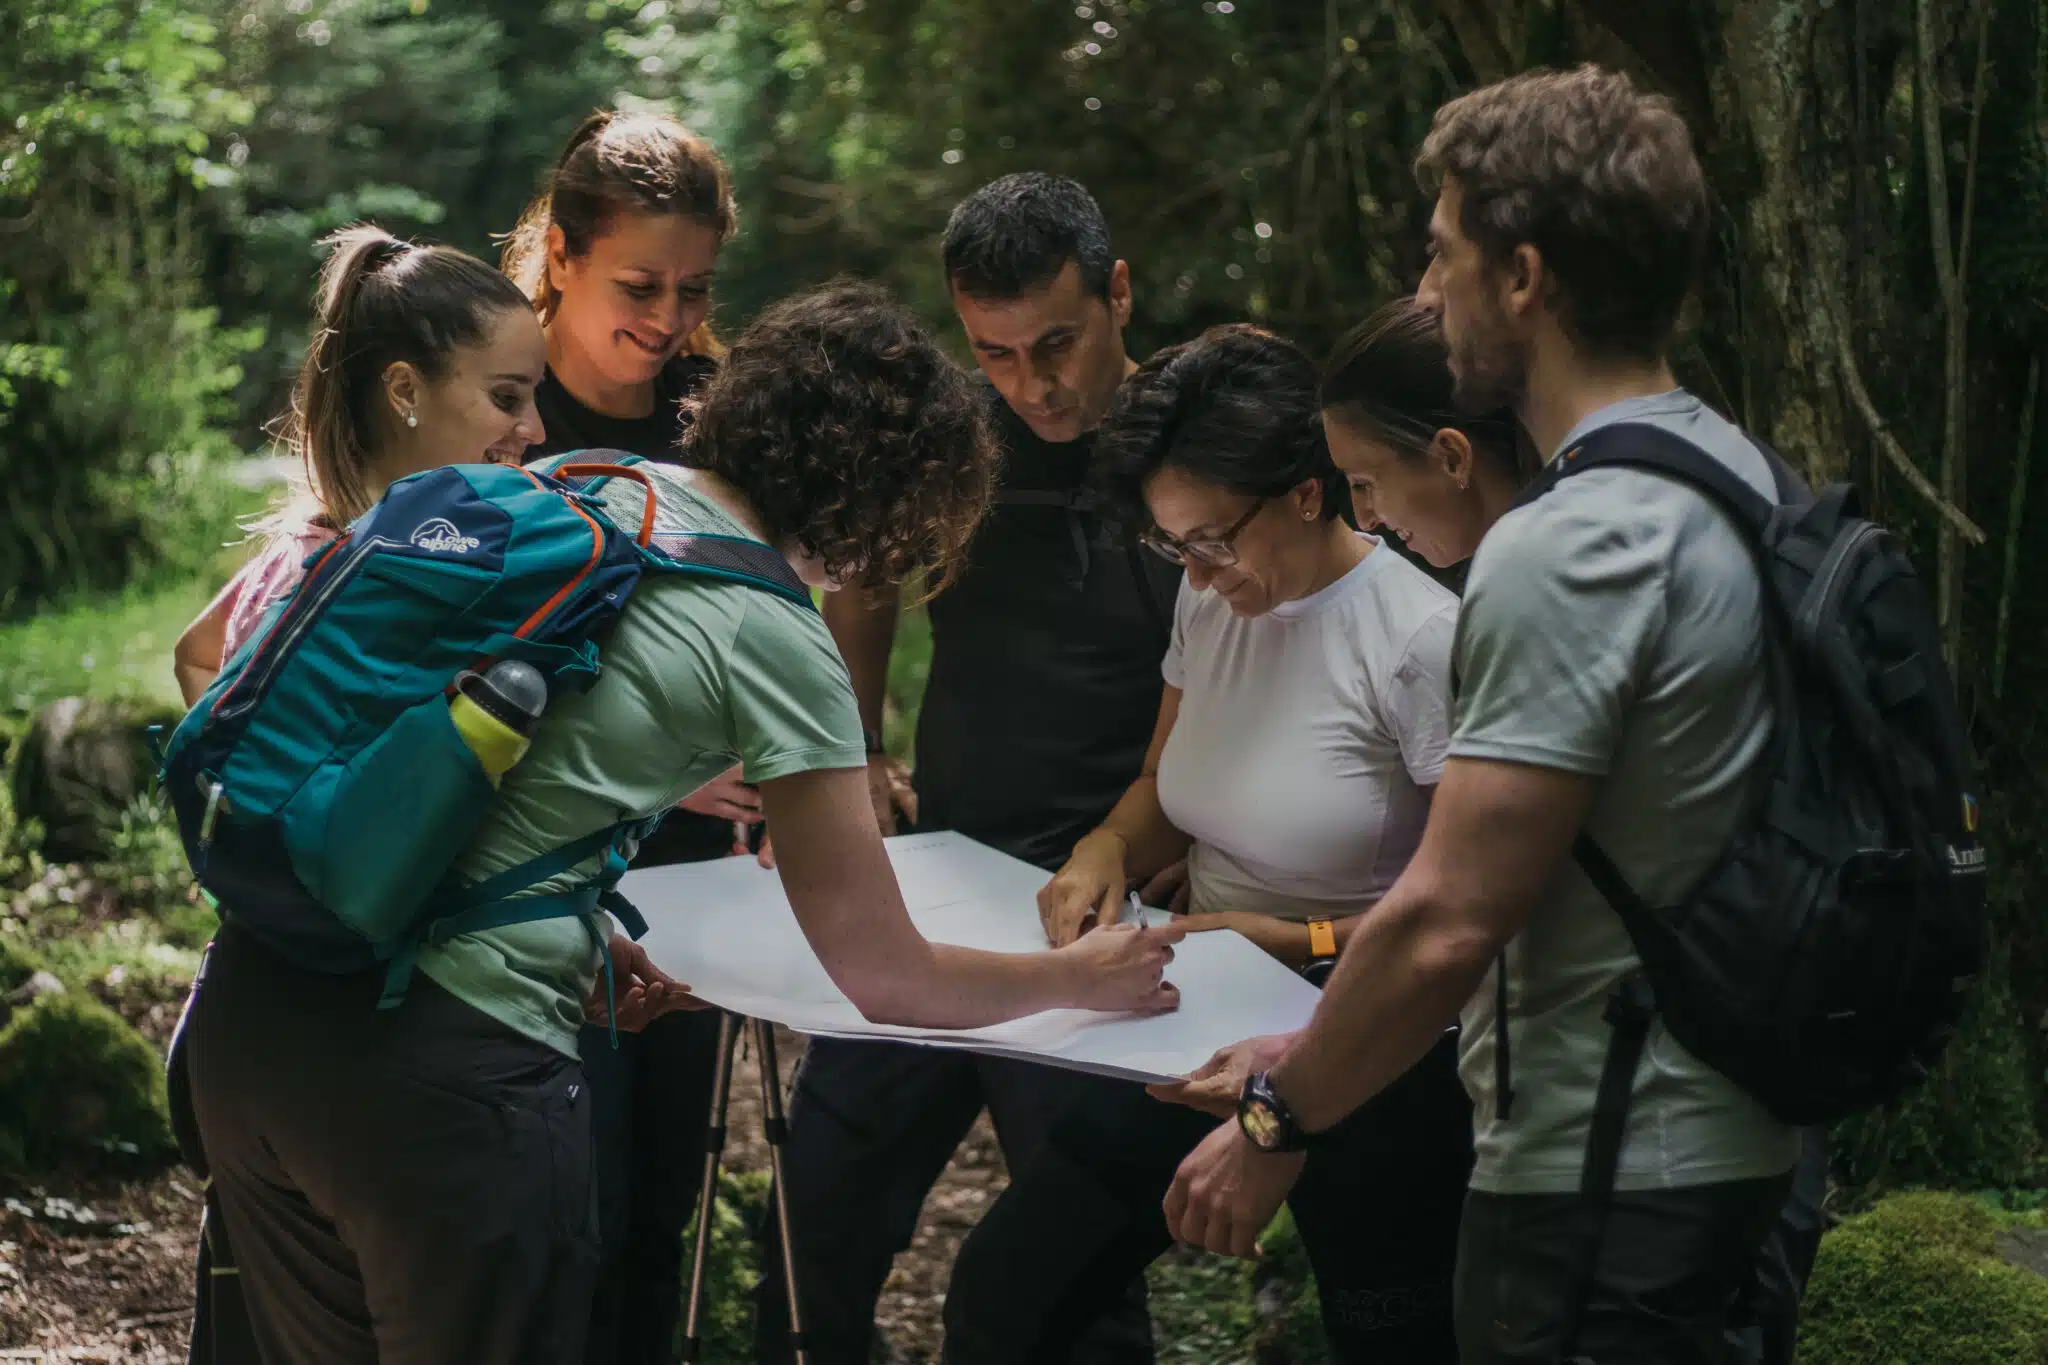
[861,727,886,756]
[1238,1069,1316,1153]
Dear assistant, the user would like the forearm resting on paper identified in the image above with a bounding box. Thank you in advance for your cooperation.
[1269,756,1594,1133]
[759,766,1070,1028]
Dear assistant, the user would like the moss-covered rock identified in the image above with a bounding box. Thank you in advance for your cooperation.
[0,990,172,1174]
[676,1168,770,1365]
[9,696,177,863]
[1799,1190,2048,1365]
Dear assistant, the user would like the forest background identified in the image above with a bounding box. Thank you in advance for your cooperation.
[6,1,2048,1360]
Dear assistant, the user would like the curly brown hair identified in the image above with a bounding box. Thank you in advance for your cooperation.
[682,279,998,596]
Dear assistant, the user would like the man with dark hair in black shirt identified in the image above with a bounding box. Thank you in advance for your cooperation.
[754,174,1177,1365]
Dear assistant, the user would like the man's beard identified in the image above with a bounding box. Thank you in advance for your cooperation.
[1449,325,1529,419]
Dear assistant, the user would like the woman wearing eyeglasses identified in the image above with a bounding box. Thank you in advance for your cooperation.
[941,324,1472,1365]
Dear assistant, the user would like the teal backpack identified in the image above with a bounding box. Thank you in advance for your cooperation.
[161,451,812,1021]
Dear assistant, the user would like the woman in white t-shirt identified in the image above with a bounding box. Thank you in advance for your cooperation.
[941,325,1472,1365]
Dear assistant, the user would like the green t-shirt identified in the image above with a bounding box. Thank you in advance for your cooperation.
[417,459,867,1056]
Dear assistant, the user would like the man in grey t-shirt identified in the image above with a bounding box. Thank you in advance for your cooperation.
[1162,67,1799,1364]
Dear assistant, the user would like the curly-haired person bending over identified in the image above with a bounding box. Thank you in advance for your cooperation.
[184,281,1187,1365]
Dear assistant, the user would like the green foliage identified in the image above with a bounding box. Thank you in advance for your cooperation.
[96,789,214,944]
[882,601,933,760]
[0,933,43,996]
[674,1168,770,1365]
[0,990,173,1175]
[698,0,1454,360]
[1146,1244,1260,1364]
[1799,1191,2048,1365]
[0,0,262,615]
[1835,953,2039,1193]
[0,578,220,715]
[0,762,45,895]
[1251,1206,1328,1363]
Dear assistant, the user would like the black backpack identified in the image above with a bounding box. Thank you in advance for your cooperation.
[1498,422,1989,1354]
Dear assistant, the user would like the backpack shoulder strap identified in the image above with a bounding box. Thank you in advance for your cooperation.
[551,458,818,613]
[1520,420,1780,537]
[641,531,817,612]
[544,448,644,497]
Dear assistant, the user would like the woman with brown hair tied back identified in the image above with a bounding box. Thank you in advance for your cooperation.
[174,224,546,704]
[501,110,755,1365]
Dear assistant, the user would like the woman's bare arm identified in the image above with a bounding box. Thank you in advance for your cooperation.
[173,585,237,706]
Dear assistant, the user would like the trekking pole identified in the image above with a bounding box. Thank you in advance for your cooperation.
[681,1011,741,1364]
[754,1017,810,1365]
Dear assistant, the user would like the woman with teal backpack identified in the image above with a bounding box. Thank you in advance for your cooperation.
[499,110,759,1365]
[177,276,1186,1364]
[169,223,552,1365]
[174,226,549,706]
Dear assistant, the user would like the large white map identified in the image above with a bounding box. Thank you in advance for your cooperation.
[622,831,1321,1083]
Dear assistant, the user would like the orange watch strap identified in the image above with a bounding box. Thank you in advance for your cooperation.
[1308,917,1336,958]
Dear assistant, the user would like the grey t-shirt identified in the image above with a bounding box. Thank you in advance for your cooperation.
[1451,390,1802,1195]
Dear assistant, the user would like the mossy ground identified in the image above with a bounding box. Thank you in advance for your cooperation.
[1799,1190,2048,1365]
[0,991,174,1175]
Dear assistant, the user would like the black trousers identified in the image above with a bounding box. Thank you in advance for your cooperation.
[184,925,599,1365]
[754,1037,1158,1365]
[580,1009,722,1365]
[1731,1126,1830,1365]
[582,808,733,1365]
[941,1030,1472,1364]
[1454,1170,1793,1365]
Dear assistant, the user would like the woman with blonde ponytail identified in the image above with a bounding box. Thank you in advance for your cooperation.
[503,111,746,1365]
[173,225,546,704]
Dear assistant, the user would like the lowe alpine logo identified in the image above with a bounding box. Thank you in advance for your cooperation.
[409,518,480,553]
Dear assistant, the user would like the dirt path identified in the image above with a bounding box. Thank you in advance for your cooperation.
[2,1027,999,1363]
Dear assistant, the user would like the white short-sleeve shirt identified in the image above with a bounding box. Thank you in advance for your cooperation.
[1156,536,1458,922]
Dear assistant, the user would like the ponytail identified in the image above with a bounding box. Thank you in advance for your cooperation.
[274,224,532,528]
[287,227,410,524]
[1319,298,1532,482]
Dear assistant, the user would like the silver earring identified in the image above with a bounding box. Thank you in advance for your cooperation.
[405,410,418,428]
[1302,508,1315,520]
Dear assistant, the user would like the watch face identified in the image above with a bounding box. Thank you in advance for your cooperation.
[1240,1098,1284,1150]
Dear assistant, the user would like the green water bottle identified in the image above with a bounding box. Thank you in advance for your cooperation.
[448,660,546,783]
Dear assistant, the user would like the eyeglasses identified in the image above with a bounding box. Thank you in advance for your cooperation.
[1139,497,1268,568]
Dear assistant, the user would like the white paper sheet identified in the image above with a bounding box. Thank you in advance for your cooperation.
[620,831,1321,1083]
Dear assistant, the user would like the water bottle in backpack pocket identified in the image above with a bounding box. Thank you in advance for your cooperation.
[160,454,818,1001]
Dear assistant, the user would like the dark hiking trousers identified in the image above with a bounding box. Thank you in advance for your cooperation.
[579,1007,722,1365]
[941,1030,1471,1364]
[1453,1170,1793,1365]
[1730,1125,1830,1365]
[754,1037,1157,1365]
[184,924,599,1365]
